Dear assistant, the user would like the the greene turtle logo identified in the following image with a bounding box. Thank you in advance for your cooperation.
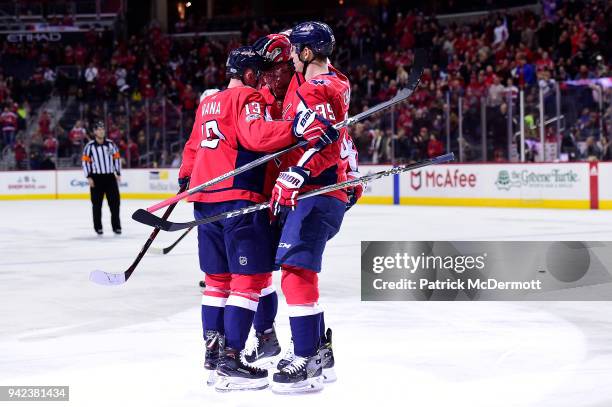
[495,170,512,190]
[495,169,579,190]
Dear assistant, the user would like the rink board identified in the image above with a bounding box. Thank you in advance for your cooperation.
[0,163,610,210]
[398,163,592,210]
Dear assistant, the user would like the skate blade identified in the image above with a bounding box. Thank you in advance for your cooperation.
[271,377,324,395]
[206,370,217,386]
[322,367,337,383]
[214,376,269,392]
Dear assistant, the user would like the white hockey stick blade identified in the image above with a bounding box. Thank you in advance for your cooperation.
[148,247,164,255]
[89,269,127,286]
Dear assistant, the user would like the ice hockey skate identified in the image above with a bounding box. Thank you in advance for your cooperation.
[204,330,224,386]
[271,354,323,394]
[214,347,269,392]
[318,328,336,383]
[276,338,294,371]
[243,326,281,368]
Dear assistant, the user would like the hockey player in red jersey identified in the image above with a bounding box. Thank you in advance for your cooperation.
[178,46,340,391]
[268,21,361,394]
[247,30,362,370]
[238,33,296,367]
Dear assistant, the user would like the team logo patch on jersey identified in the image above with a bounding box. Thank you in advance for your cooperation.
[239,256,248,266]
[310,79,330,86]
[278,242,292,249]
[245,113,261,122]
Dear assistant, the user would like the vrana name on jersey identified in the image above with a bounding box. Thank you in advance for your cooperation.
[201,100,221,116]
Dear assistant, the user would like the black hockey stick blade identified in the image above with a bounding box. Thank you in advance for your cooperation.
[89,185,188,286]
[132,209,178,230]
[150,227,194,255]
[133,153,454,232]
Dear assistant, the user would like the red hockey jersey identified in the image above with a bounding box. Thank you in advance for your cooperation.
[179,86,295,203]
[281,68,352,203]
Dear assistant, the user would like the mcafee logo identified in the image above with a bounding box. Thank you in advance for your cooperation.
[410,171,422,190]
[410,168,477,190]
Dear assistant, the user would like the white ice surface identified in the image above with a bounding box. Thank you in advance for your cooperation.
[1,200,612,407]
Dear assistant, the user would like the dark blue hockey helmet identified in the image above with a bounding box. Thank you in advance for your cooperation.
[289,21,335,57]
[225,46,264,79]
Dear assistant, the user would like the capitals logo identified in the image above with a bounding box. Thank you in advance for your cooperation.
[310,79,330,86]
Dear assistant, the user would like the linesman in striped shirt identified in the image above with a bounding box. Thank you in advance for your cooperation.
[82,121,122,235]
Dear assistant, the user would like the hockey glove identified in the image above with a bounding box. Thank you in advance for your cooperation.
[270,166,309,217]
[345,183,363,211]
[292,108,339,149]
[178,176,190,190]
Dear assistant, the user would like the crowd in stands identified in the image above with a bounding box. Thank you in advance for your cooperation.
[0,0,611,170]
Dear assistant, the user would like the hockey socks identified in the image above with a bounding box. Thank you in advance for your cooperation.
[253,288,278,333]
[201,297,227,335]
[319,312,326,342]
[224,293,259,350]
[289,307,322,357]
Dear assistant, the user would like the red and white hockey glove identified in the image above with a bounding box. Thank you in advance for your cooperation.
[345,173,363,211]
[292,108,339,149]
[270,166,310,217]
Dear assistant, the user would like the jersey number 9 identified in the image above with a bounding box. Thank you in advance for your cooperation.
[201,120,225,149]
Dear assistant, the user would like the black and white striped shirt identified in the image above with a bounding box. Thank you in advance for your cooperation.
[82,139,121,177]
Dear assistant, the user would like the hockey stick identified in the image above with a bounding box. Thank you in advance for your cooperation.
[150,226,194,255]
[132,153,454,232]
[146,140,308,213]
[89,185,188,286]
[143,49,427,214]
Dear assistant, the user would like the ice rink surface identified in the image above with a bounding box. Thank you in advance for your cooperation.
[1,200,612,407]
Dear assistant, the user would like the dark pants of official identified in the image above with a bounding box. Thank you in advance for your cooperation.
[90,174,121,231]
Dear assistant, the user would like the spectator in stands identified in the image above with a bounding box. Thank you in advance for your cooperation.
[369,129,386,164]
[411,127,429,161]
[42,134,58,157]
[487,75,506,107]
[601,136,612,161]
[14,137,27,170]
[126,137,140,168]
[1,106,17,147]
[492,18,509,48]
[38,111,51,137]
[581,136,602,161]
[427,133,444,158]
[170,152,181,168]
[69,120,88,161]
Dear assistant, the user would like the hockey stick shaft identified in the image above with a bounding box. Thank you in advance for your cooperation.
[89,185,187,286]
[151,226,194,255]
[132,153,454,232]
[144,49,427,214]
[146,140,308,213]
